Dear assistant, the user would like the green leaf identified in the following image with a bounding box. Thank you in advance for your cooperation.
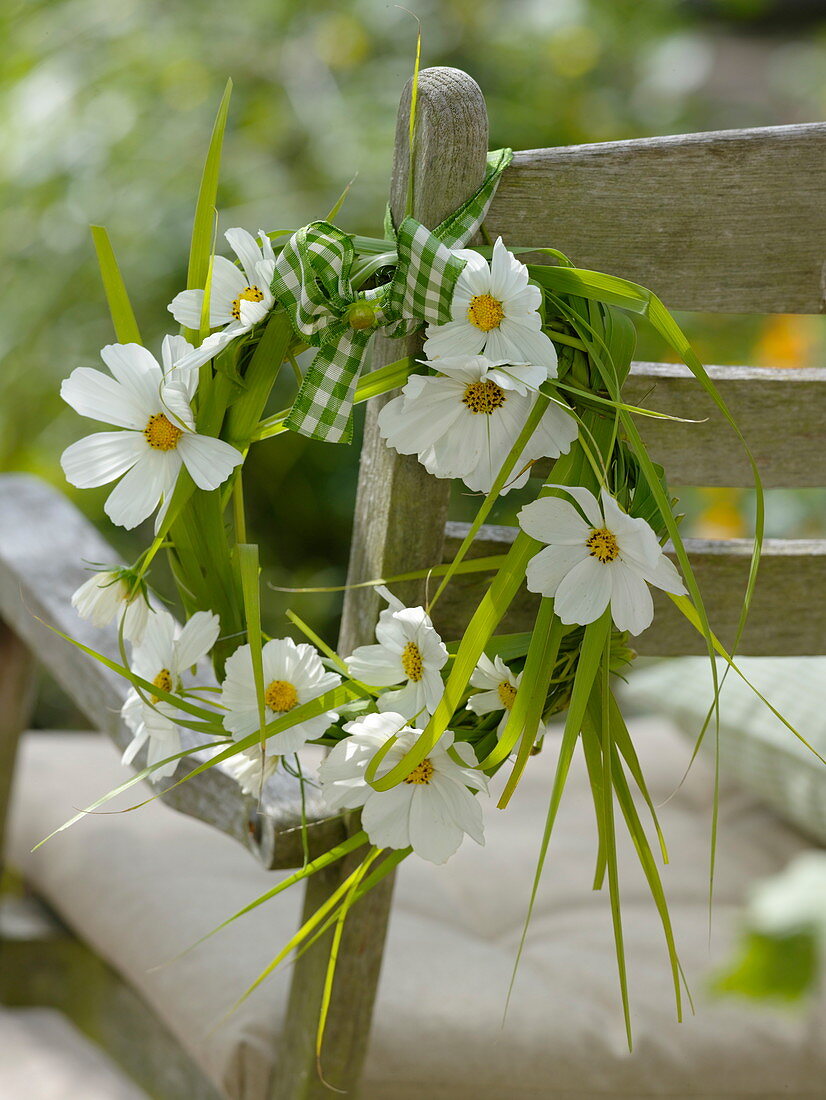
[505,610,611,1013]
[90,226,141,344]
[183,78,233,344]
[713,930,818,1002]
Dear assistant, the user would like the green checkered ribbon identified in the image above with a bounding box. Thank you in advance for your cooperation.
[274,147,513,442]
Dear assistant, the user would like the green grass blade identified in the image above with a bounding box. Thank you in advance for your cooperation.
[491,606,561,797]
[505,611,611,1011]
[90,226,141,344]
[237,543,266,739]
[315,849,382,1063]
[597,629,632,1049]
[183,78,232,343]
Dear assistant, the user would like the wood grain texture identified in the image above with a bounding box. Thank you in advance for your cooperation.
[0,474,344,871]
[0,623,35,873]
[488,123,826,314]
[533,361,826,488]
[337,65,491,653]
[436,522,826,656]
[277,66,494,1100]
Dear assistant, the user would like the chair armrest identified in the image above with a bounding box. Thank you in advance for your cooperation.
[0,474,345,869]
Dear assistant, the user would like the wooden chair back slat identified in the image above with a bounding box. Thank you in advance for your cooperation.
[487,123,826,314]
[436,522,826,656]
[530,361,826,488]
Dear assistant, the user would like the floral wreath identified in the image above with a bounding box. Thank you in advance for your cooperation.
[51,74,788,1055]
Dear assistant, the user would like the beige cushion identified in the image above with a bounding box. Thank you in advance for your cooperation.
[7,719,826,1100]
[622,657,826,845]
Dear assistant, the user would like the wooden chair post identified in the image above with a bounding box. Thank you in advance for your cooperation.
[0,622,36,878]
[270,67,491,1099]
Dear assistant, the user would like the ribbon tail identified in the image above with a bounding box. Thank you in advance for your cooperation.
[283,329,372,444]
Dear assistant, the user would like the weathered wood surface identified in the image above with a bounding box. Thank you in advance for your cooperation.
[533,361,826,488]
[0,624,35,873]
[488,122,826,314]
[0,896,221,1100]
[275,67,493,1100]
[437,522,826,657]
[0,474,344,870]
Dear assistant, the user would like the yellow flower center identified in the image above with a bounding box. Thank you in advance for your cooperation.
[497,680,517,710]
[462,379,507,415]
[150,667,173,704]
[401,641,424,683]
[467,293,505,332]
[404,758,435,785]
[230,285,265,321]
[144,413,183,451]
[265,679,299,713]
[586,527,620,564]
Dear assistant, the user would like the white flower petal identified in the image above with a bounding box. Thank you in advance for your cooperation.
[525,543,588,597]
[361,785,414,850]
[407,785,464,864]
[495,319,558,376]
[522,401,578,462]
[543,484,604,528]
[209,256,247,323]
[178,433,243,491]
[133,609,177,676]
[377,380,465,459]
[61,431,146,488]
[423,320,486,359]
[488,237,529,301]
[453,249,492,297]
[518,496,590,545]
[61,368,147,430]
[225,227,265,287]
[346,644,403,686]
[99,344,164,416]
[104,450,176,530]
[466,688,504,716]
[174,610,220,672]
[168,288,206,329]
[377,680,425,720]
[608,563,654,635]
[430,772,485,846]
[643,552,687,596]
[554,555,613,626]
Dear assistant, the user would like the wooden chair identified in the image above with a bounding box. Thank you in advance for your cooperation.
[1,67,824,1100]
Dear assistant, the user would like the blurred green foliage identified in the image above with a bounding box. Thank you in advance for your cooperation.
[2,0,825,662]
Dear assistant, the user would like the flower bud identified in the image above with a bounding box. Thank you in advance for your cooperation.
[347,300,378,331]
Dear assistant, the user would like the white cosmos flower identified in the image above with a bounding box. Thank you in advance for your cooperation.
[225,748,279,797]
[344,586,448,720]
[60,337,244,531]
[220,638,342,755]
[71,569,151,644]
[377,355,578,495]
[319,712,487,864]
[466,654,523,737]
[423,237,557,375]
[121,609,220,780]
[518,486,687,635]
[168,228,276,367]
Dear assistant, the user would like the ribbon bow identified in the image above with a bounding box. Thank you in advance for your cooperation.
[273,148,513,443]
